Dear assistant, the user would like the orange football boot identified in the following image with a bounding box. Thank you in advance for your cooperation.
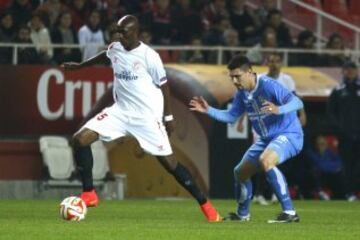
[80,189,99,207]
[200,200,223,222]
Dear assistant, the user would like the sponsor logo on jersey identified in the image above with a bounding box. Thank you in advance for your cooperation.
[115,70,139,81]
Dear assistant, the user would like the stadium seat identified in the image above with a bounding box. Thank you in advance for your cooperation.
[91,141,111,180]
[349,0,360,15]
[39,136,75,180]
[296,0,322,15]
[322,0,348,15]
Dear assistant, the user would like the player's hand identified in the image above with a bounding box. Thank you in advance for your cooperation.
[261,100,279,114]
[164,120,175,137]
[61,62,82,71]
[236,120,244,132]
[189,96,209,113]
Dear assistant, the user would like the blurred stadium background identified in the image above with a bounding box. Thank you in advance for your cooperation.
[0,0,360,204]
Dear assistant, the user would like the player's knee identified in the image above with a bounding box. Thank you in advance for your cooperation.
[72,132,89,148]
[259,155,274,171]
[156,155,178,172]
[234,165,247,183]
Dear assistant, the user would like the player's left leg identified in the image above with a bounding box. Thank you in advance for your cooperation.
[261,133,303,223]
[128,118,222,222]
[156,155,222,222]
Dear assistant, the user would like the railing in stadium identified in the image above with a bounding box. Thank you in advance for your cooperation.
[0,42,358,66]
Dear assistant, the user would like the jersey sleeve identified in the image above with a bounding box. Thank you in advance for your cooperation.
[147,50,167,86]
[106,42,116,59]
[207,92,245,123]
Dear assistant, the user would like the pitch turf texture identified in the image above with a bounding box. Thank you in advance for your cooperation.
[0,200,359,240]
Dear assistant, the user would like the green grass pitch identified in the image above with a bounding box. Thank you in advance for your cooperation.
[0,200,359,240]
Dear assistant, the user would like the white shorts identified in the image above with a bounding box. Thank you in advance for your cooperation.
[82,104,173,156]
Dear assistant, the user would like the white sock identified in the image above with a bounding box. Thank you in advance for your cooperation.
[284,210,296,215]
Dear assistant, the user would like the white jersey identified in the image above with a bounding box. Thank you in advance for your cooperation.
[106,41,167,119]
[258,72,296,92]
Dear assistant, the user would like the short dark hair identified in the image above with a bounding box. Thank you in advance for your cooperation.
[227,54,252,70]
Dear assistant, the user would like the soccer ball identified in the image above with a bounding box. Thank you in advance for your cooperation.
[59,196,87,221]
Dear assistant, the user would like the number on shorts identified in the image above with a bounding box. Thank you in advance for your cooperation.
[97,113,108,121]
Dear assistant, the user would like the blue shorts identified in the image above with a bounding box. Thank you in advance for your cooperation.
[242,133,304,168]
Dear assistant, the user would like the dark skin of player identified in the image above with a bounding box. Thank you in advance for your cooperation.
[62,15,178,171]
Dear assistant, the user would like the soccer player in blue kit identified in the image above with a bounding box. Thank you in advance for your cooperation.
[190,55,304,223]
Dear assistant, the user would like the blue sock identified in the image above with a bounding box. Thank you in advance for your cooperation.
[234,180,252,217]
[265,167,294,212]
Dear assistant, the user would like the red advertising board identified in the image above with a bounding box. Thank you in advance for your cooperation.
[0,65,113,136]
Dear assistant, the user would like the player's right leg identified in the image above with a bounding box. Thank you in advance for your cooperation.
[224,160,257,221]
[224,140,267,221]
[72,104,128,207]
[71,128,99,207]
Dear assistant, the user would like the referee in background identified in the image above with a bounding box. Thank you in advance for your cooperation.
[327,61,360,201]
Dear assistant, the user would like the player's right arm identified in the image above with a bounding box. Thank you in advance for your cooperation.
[189,93,245,123]
[61,50,108,70]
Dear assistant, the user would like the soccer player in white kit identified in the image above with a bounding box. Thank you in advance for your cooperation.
[62,15,222,222]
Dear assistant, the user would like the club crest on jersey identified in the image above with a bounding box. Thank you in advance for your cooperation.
[132,61,142,72]
[115,70,139,81]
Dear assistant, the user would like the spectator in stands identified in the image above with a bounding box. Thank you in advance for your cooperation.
[246,27,277,65]
[108,28,121,44]
[51,11,81,64]
[229,0,260,46]
[306,134,347,200]
[139,28,153,45]
[140,0,175,45]
[289,30,318,66]
[211,28,240,64]
[327,61,360,201]
[15,25,39,64]
[97,0,127,28]
[265,9,292,47]
[29,12,53,63]
[68,0,90,31]
[180,36,206,63]
[0,11,16,64]
[172,0,203,44]
[202,0,229,29]
[320,33,348,67]
[0,0,12,11]
[202,16,232,46]
[255,0,277,25]
[78,10,105,61]
[103,19,118,44]
[8,0,34,26]
[36,0,67,28]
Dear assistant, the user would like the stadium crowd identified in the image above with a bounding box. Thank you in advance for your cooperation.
[0,0,351,66]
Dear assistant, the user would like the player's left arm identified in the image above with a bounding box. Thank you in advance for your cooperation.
[160,82,175,135]
[261,81,304,115]
[149,51,174,135]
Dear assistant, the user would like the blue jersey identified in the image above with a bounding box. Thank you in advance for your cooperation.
[208,75,303,140]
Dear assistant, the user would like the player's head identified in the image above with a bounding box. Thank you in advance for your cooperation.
[267,53,282,73]
[227,55,256,90]
[342,61,358,82]
[116,15,140,50]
